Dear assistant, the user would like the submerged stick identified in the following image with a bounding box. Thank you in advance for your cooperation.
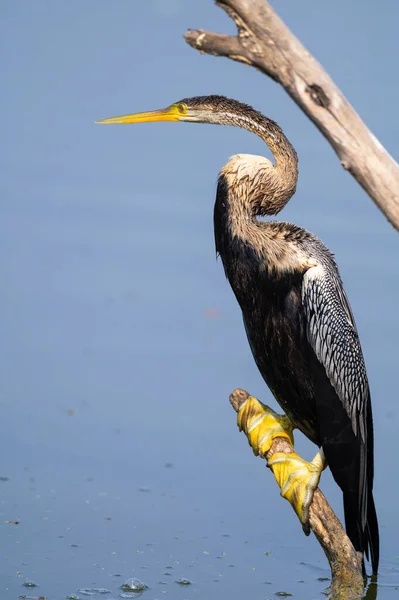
[229,388,364,599]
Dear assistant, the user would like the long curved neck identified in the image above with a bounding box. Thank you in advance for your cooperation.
[214,109,305,279]
[219,110,298,217]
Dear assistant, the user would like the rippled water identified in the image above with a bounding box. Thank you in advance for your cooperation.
[2,2,398,599]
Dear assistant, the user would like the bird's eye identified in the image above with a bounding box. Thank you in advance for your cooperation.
[177,103,186,114]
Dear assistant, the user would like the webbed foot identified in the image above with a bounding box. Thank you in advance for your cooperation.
[268,449,326,534]
[237,394,294,456]
[235,394,326,534]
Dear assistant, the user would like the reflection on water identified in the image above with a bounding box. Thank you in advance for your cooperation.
[364,578,378,600]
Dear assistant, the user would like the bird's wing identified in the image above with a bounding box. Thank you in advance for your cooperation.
[302,263,371,533]
[302,264,369,441]
[302,264,378,568]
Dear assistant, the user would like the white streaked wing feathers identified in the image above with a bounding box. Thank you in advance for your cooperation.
[302,265,368,441]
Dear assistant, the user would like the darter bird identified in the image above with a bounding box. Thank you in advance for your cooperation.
[97,95,379,573]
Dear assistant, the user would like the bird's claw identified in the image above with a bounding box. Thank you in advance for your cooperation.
[236,395,325,534]
[237,395,294,456]
[267,450,325,534]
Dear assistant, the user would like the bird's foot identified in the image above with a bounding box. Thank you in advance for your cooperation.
[236,394,325,534]
[268,449,326,534]
[236,394,294,456]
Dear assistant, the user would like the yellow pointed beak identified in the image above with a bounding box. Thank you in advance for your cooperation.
[96,104,184,124]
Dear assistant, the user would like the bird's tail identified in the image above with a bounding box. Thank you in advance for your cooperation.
[344,491,379,574]
[365,493,379,575]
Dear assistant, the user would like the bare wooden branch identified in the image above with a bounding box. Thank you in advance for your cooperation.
[229,388,365,600]
[184,0,399,230]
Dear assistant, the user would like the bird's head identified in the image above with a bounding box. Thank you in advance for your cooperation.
[96,95,298,215]
[96,95,259,127]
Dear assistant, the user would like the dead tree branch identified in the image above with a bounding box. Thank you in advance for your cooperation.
[230,388,365,600]
[184,0,399,230]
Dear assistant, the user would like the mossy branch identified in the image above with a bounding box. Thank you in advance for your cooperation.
[229,388,365,600]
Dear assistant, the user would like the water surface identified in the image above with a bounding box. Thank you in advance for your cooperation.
[1,2,398,598]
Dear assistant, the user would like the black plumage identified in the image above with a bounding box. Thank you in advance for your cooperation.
[214,173,379,573]
[97,94,379,574]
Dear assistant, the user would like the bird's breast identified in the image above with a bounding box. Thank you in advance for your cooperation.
[236,270,320,444]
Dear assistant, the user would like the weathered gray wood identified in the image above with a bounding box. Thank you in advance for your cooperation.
[230,388,365,600]
[184,0,399,230]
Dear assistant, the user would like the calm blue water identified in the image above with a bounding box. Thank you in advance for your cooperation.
[1,2,398,598]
